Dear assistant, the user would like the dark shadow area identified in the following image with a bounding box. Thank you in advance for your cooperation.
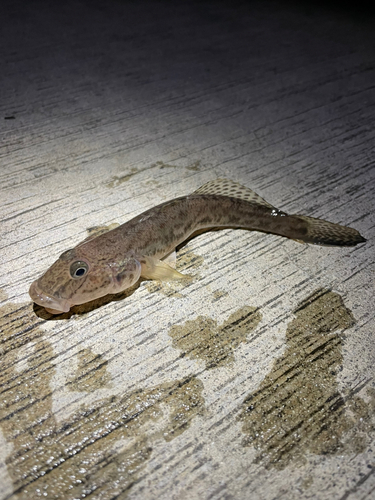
[32,281,141,319]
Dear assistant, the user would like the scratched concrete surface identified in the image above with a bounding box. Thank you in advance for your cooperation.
[1,1,374,499]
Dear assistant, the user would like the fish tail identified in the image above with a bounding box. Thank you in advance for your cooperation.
[194,179,366,246]
[290,214,366,246]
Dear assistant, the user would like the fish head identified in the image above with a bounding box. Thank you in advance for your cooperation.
[29,248,141,314]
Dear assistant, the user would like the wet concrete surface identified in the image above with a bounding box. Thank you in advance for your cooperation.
[1,1,374,499]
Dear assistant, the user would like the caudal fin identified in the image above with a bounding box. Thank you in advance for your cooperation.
[293,215,366,246]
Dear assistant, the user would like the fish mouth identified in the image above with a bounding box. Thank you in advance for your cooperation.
[29,281,72,314]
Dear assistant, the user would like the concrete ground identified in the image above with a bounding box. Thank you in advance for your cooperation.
[1,1,374,499]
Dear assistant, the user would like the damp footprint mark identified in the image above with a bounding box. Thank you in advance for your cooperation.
[238,289,375,470]
[169,306,262,369]
[0,301,205,499]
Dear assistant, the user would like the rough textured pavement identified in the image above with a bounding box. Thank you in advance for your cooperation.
[1,1,374,499]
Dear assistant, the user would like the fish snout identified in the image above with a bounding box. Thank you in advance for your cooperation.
[29,280,72,314]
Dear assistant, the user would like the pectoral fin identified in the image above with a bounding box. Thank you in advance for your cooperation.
[161,250,177,268]
[140,255,191,281]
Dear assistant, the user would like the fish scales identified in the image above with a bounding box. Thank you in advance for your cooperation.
[29,179,366,314]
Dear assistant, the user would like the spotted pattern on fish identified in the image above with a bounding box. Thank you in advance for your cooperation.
[29,179,366,314]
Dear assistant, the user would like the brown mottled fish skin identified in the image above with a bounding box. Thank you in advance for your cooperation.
[29,179,366,314]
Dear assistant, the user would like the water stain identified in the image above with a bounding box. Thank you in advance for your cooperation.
[300,475,313,490]
[238,289,375,470]
[177,245,204,272]
[67,348,112,392]
[144,280,185,298]
[0,301,45,356]
[186,160,201,171]
[212,290,229,301]
[0,289,8,301]
[0,301,205,499]
[169,306,262,369]
[152,160,201,171]
[106,168,138,188]
[152,160,176,169]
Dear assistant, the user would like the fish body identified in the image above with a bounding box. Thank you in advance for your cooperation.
[29,179,366,314]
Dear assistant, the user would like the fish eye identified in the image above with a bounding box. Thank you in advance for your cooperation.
[70,261,89,279]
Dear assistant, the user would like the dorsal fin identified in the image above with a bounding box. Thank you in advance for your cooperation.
[193,178,274,208]
[77,223,120,246]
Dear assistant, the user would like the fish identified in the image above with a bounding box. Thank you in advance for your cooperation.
[29,178,366,314]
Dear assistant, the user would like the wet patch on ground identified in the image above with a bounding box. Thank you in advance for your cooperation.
[176,246,204,273]
[153,160,201,171]
[67,347,112,392]
[0,300,46,356]
[152,160,177,169]
[106,168,138,188]
[144,281,185,298]
[238,289,375,470]
[0,301,205,499]
[186,160,201,171]
[212,289,229,301]
[169,306,262,369]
